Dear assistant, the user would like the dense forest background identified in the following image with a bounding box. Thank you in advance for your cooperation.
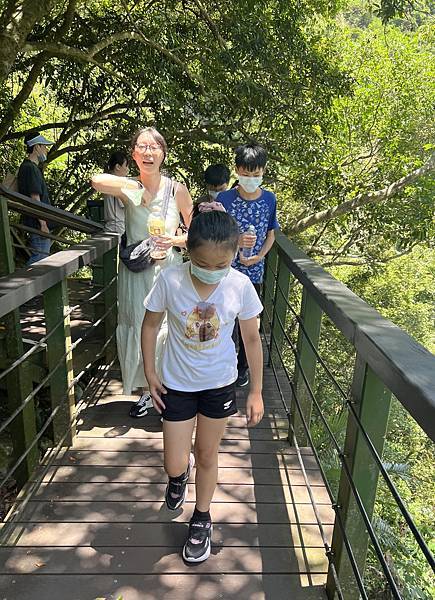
[0,0,434,597]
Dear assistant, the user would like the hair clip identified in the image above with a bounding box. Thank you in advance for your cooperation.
[198,201,226,213]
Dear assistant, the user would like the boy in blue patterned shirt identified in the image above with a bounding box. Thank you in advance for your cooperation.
[218,143,279,386]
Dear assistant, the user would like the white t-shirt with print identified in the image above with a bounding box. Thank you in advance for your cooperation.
[144,261,263,392]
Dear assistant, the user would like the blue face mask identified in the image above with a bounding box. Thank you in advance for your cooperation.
[238,175,263,194]
[208,190,220,200]
[191,263,230,284]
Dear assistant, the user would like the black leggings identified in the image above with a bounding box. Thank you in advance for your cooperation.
[233,283,262,373]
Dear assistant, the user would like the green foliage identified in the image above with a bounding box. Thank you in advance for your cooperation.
[0,1,433,596]
[1,0,349,210]
[282,4,434,259]
[335,246,435,351]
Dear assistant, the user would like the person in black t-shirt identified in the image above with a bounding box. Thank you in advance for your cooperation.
[195,164,230,208]
[17,132,54,265]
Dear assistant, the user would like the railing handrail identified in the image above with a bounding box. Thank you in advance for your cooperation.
[275,231,435,441]
[0,233,118,317]
[0,185,103,233]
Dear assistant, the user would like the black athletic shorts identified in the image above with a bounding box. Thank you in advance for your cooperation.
[161,382,238,421]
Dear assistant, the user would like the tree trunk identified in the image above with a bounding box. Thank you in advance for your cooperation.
[0,0,58,84]
[0,53,48,140]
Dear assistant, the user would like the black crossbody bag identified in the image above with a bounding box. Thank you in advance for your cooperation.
[119,177,173,272]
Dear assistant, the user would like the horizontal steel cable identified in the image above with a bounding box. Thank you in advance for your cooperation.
[262,302,367,599]
[0,275,116,384]
[267,262,348,400]
[0,300,116,435]
[0,330,116,489]
[0,357,116,541]
[264,297,402,598]
[267,275,434,572]
[0,303,79,383]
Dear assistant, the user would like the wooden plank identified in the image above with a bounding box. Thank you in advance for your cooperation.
[87,373,290,393]
[78,410,290,430]
[10,226,32,257]
[0,234,118,318]
[13,500,335,525]
[0,545,328,575]
[37,465,326,487]
[32,481,331,505]
[43,279,75,444]
[76,425,290,441]
[0,574,327,600]
[5,522,333,548]
[12,222,73,245]
[102,245,118,362]
[327,358,392,598]
[0,364,332,599]
[292,286,323,445]
[262,244,278,335]
[78,404,288,420]
[50,449,321,470]
[0,199,38,486]
[71,437,306,454]
[269,254,291,367]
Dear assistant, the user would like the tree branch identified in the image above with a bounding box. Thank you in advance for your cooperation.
[321,259,368,267]
[56,0,78,38]
[24,27,204,91]
[1,103,132,142]
[48,137,130,161]
[0,51,49,140]
[22,39,140,89]
[0,0,58,83]
[0,0,79,139]
[189,0,227,51]
[289,152,435,234]
[321,241,422,268]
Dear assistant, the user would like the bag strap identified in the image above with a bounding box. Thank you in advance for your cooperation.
[161,176,173,219]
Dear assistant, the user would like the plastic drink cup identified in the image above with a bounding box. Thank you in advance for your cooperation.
[148,209,167,259]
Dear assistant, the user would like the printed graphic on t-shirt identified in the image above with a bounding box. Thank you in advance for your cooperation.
[185,302,220,346]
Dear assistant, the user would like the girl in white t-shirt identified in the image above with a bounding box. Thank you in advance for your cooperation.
[141,210,264,563]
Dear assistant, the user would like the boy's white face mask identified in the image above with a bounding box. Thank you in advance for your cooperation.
[238,175,263,194]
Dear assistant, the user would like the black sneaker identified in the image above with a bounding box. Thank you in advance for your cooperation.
[165,453,194,510]
[236,370,249,387]
[182,518,213,563]
[129,393,153,418]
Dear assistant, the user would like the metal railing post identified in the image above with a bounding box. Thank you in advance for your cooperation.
[262,245,278,337]
[326,355,392,598]
[290,287,322,446]
[270,254,291,365]
[102,245,118,362]
[0,197,38,485]
[43,280,75,445]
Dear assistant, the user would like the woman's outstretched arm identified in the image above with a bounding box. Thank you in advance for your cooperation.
[91,173,143,204]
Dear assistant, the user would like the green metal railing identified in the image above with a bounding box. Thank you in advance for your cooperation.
[262,232,435,599]
[0,191,118,519]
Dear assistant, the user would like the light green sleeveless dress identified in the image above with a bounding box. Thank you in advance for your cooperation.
[117,177,182,394]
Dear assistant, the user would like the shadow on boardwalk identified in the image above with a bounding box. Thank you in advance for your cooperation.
[0,369,333,599]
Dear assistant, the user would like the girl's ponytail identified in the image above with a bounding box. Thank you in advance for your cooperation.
[187,210,239,253]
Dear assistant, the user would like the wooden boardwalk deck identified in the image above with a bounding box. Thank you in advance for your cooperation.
[0,368,333,599]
